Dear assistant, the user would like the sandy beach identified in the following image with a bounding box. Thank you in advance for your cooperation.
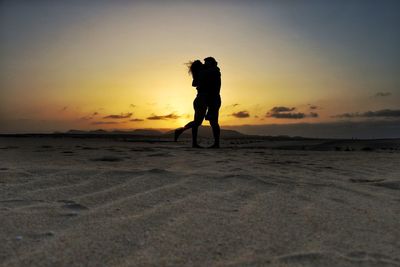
[1,136,400,266]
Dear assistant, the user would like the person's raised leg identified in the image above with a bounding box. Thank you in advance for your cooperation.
[174,127,184,142]
[174,121,195,141]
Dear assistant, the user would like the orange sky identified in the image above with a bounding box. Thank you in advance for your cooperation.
[1,1,399,134]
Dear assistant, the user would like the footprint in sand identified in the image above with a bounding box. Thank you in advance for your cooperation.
[349,178,400,190]
[58,200,89,210]
[345,251,400,265]
[276,251,400,266]
[14,231,55,242]
[91,156,123,162]
[372,181,400,190]
[0,146,19,150]
[147,152,172,157]
[31,231,56,239]
[80,146,98,150]
[0,199,45,209]
[349,178,385,183]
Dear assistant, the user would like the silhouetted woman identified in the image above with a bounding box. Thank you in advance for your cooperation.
[174,60,207,148]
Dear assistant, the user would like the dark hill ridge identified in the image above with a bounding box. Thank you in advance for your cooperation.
[66,129,163,136]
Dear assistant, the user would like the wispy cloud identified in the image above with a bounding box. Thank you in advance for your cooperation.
[333,109,400,118]
[79,116,92,121]
[79,111,99,121]
[130,118,144,122]
[91,121,120,125]
[147,113,180,120]
[231,111,250,118]
[222,103,241,112]
[268,112,306,119]
[103,113,132,119]
[266,106,318,119]
[270,106,296,113]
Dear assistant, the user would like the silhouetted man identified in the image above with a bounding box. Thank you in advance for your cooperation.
[203,57,221,148]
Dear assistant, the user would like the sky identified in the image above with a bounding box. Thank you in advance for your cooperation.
[1,0,399,138]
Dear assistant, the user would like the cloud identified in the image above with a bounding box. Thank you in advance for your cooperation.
[103,113,132,119]
[226,103,240,109]
[232,111,250,118]
[266,106,318,119]
[375,92,391,97]
[130,118,144,122]
[270,106,296,113]
[333,113,355,118]
[91,121,120,125]
[79,111,100,121]
[147,113,180,120]
[333,109,400,118]
[268,112,306,119]
[60,106,68,112]
[129,104,136,108]
[79,116,92,121]
[308,105,319,110]
[222,103,241,112]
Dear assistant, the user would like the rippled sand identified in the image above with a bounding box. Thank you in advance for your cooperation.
[1,137,400,266]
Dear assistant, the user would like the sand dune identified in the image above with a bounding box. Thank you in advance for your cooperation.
[1,137,400,266]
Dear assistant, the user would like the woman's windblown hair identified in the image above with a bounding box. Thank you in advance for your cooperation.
[186,60,203,77]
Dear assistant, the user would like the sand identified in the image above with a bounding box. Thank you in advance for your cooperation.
[1,136,400,267]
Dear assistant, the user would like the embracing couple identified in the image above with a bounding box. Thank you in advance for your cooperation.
[174,57,221,148]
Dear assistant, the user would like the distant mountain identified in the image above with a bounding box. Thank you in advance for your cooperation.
[67,129,108,134]
[66,129,87,134]
[131,129,163,136]
[90,129,108,134]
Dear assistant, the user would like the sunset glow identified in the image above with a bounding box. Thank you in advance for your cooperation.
[1,1,399,136]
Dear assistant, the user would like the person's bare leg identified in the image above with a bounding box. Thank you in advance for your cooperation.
[209,120,220,148]
[174,127,185,142]
[191,126,202,148]
[191,106,206,147]
[174,121,197,141]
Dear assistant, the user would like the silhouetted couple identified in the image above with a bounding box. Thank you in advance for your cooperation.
[175,57,221,148]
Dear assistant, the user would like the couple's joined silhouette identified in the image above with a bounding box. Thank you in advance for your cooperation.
[174,57,221,148]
